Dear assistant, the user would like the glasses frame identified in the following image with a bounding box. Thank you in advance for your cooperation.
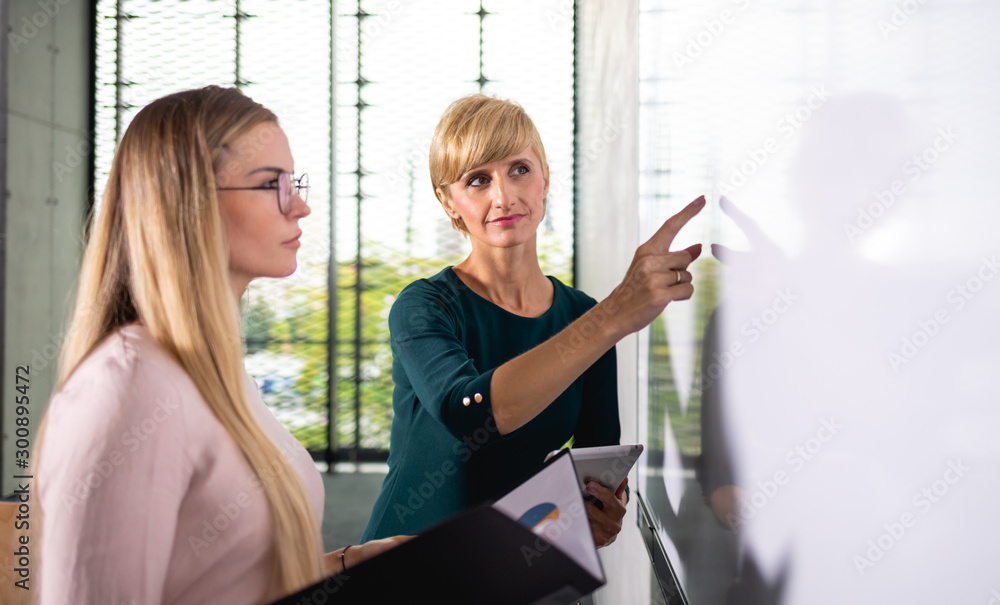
[218,172,309,215]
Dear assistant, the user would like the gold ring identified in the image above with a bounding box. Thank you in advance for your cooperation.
[676,270,683,284]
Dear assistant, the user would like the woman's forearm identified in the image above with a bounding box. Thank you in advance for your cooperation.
[490,301,623,434]
[325,536,414,575]
[489,196,705,435]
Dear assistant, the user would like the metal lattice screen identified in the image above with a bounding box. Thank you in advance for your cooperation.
[94,0,335,456]
[93,0,575,461]
[333,0,575,459]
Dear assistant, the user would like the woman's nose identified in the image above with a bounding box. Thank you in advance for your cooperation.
[290,192,311,218]
[491,178,509,207]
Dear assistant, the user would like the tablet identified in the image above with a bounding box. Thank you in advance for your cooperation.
[544,444,644,491]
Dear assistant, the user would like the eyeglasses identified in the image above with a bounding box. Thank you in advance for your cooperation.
[218,172,309,215]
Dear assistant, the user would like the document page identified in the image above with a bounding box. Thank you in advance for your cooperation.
[492,452,604,581]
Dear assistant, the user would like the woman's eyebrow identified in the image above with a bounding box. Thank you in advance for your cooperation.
[247,166,289,176]
[460,167,486,180]
[459,156,533,181]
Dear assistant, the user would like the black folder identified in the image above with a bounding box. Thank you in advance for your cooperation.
[269,505,602,605]
[270,452,604,605]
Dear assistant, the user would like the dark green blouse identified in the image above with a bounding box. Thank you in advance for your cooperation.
[361,267,619,540]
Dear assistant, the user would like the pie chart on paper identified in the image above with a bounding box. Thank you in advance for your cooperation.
[517,502,560,535]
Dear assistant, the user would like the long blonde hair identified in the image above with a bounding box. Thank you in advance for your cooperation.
[51,85,323,593]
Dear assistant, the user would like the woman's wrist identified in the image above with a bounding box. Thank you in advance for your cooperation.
[338,544,354,572]
[584,299,627,347]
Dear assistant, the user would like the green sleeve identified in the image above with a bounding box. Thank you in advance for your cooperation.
[388,281,503,443]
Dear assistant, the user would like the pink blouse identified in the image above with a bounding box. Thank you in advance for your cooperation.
[38,324,324,604]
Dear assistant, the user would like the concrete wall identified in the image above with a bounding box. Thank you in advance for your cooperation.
[575,1,651,603]
[2,0,91,495]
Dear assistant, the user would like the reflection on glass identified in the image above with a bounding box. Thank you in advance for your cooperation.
[637,1,1000,603]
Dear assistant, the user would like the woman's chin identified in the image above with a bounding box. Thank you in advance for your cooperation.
[262,261,299,280]
[470,229,538,250]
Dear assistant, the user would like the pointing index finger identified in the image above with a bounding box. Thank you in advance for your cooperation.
[646,195,706,253]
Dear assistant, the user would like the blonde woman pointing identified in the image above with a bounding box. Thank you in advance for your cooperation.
[36,86,406,604]
[363,94,703,547]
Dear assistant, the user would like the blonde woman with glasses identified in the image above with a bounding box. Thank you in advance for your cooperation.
[36,86,406,604]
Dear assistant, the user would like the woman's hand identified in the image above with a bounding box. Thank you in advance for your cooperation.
[490,195,705,435]
[585,478,629,548]
[600,195,705,338]
[324,535,414,575]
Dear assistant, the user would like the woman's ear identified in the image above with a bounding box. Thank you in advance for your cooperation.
[436,187,459,218]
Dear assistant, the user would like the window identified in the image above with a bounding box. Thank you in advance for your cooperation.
[93,0,576,461]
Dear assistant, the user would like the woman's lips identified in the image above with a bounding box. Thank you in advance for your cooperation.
[490,214,525,226]
[283,232,302,247]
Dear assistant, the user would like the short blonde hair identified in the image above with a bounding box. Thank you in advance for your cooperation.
[429,94,549,233]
